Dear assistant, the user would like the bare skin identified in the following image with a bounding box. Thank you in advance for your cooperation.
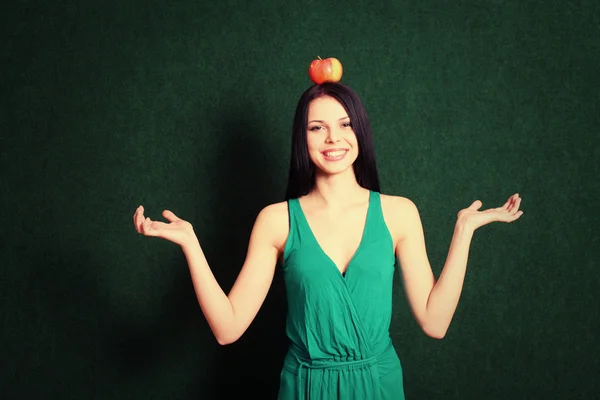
[133,95,523,344]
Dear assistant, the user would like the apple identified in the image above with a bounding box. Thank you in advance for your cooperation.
[308,56,343,84]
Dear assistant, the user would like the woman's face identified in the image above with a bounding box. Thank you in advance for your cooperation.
[306,96,359,176]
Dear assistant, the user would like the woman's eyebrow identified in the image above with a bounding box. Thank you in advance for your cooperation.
[308,116,349,124]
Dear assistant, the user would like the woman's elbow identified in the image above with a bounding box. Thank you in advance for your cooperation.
[422,322,448,339]
[425,329,446,339]
[215,330,243,346]
[216,338,232,346]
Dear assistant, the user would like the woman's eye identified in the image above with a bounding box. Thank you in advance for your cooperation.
[342,122,352,128]
[309,126,324,131]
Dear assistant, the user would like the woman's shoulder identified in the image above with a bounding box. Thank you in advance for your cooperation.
[378,192,421,242]
[379,192,418,214]
[255,201,289,252]
[257,201,288,228]
[258,201,289,219]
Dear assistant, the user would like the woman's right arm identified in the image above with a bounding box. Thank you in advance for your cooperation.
[134,203,287,345]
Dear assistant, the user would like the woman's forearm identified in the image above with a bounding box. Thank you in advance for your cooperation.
[424,221,474,338]
[180,236,236,344]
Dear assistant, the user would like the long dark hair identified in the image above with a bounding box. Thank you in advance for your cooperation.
[284,82,381,200]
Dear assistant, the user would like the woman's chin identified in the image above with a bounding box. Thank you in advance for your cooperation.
[315,163,355,177]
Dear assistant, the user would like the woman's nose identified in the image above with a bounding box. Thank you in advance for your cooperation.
[326,128,341,142]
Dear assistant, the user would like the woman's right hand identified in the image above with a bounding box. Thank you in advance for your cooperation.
[133,206,196,247]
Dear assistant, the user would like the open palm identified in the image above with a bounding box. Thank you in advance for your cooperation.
[133,206,195,247]
[458,193,523,231]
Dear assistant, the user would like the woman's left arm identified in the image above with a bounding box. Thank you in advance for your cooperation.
[395,193,523,339]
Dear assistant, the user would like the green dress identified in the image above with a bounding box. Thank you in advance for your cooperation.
[278,190,405,399]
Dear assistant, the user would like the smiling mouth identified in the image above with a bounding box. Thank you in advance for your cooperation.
[322,149,348,160]
[323,149,347,157]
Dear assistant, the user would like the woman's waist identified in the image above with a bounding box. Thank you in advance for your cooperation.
[282,337,395,373]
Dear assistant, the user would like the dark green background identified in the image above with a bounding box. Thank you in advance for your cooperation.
[2,0,599,399]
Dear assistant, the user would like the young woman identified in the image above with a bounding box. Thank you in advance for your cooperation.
[133,82,523,399]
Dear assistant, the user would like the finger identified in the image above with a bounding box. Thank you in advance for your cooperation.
[468,200,483,211]
[507,196,521,214]
[134,206,145,233]
[509,197,522,214]
[504,210,524,222]
[498,206,523,221]
[501,193,518,210]
[141,217,156,236]
[138,207,148,233]
[162,210,181,222]
[140,217,148,234]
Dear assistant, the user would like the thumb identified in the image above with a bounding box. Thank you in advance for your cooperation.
[468,200,483,211]
[162,210,181,222]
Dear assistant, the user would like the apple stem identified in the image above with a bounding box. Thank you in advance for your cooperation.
[318,56,322,60]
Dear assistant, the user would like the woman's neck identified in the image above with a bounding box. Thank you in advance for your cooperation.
[308,170,369,209]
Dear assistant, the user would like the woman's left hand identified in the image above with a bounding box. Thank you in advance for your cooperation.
[457,193,523,231]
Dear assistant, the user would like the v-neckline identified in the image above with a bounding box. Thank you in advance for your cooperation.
[296,190,372,279]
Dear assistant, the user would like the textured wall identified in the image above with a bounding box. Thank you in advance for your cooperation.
[3,1,599,399]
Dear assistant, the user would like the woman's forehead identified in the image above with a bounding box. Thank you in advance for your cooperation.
[307,96,348,121]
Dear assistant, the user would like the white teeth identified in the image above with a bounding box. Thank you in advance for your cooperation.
[324,150,347,157]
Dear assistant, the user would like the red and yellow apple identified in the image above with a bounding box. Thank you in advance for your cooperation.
[308,56,343,84]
